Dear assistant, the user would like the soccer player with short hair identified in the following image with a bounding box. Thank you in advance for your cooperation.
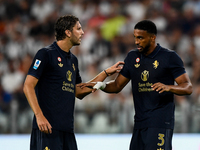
[81,20,193,150]
[23,15,124,150]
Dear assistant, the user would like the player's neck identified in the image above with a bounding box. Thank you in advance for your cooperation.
[57,40,72,53]
[143,43,157,56]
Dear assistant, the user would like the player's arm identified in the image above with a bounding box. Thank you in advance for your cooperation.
[102,74,130,93]
[151,73,192,95]
[75,61,125,99]
[23,75,52,134]
[78,73,130,94]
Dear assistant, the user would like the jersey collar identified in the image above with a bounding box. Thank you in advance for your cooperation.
[147,43,161,58]
[53,41,72,59]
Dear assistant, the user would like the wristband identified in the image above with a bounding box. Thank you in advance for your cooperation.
[104,70,109,76]
[93,82,106,90]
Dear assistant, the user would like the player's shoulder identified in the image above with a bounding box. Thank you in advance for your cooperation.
[127,48,139,56]
[159,46,178,56]
[44,43,57,52]
[124,49,139,63]
[158,45,182,62]
[37,43,55,53]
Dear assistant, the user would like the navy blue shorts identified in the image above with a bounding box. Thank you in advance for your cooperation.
[130,128,173,150]
[30,129,78,150]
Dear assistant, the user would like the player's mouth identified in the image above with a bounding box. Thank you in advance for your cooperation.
[79,36,82,41]
[137,45,143,51]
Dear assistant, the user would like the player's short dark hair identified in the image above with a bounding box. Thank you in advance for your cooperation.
[134,20,157,35]
[54,15,79,41]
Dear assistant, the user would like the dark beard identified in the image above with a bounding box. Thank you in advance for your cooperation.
[140,43,150,55]
[72,40,80,46]
[73,43,80,46]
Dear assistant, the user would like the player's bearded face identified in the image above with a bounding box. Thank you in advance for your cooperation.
[134,29,152,54]
[71,33,81,46]
[71,22,84,46]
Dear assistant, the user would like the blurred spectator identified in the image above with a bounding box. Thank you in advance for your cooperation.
[101,14,126,41]
[174,95,191,133]
[1,59,24,94]
[30,0,55,23]
[0,51,8,77]
[124,0,148,22]
[146,7,167,32]
[4,0,21,20]
[89,27,111,61]
[72,0,96,27]
[193,24,200,55]
[18,0,31,22]
[87,4,107,29]
[165,8,183,32]
[1,59,25,132]
[183,0,200,17]
[190,82,200,133]
[0,82,12,133]
[181,7,199,35]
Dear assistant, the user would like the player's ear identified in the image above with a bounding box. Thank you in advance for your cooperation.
[150,34,156,42]
[65,30,71,38]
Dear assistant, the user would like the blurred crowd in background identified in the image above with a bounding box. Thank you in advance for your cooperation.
[0,0,200,134]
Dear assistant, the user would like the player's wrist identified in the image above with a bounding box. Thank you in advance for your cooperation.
[104,70,109,76]
[35,112,43,117]
[93,82,106,90]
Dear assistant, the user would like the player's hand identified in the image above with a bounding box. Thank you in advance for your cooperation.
[77,82,97,92]
[104,61,124,76]
[151,82,170,93]
[77,82,106,92]
[77,82,96,89]
[35,113,52,134]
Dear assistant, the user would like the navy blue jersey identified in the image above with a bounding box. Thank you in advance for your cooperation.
[28,41,82,132]
[120,44,186,129]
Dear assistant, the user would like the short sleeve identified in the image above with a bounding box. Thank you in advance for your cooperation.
[169,51,186,79]
[74,57,82,84]
[28,49,49,79]
[120,53,131,79]
[76,68,82,84]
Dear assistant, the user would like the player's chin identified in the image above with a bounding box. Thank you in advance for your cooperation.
[138,48,143,53]
[74,42,81,46]
[77,40,82,44]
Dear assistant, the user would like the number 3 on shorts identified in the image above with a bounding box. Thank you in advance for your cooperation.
[157,133,165,146]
